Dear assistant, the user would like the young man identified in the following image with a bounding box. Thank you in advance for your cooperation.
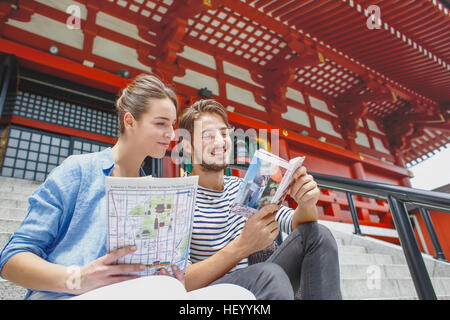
[179,99,342,300]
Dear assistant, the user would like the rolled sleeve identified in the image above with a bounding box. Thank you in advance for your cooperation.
[0,157,80,276]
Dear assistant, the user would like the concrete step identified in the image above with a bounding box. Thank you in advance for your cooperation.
[0,207,27,220]
[0,279,27,300]
[0,176,40,197]
[0,184,39,195]
[0,176,41,186]
[0,197,29,209]
[341,277,450,300]
[338,251,393,265]
[340,263,411,279]
[337,244,367,254]
[341,278,411,300]
[363,295,450,300]
[0,218,22,233]
[0,232,13,249]
[330,225,450,300]
[0,192,31,202]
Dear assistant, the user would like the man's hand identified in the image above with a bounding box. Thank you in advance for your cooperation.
[289,166,320,229]
[236,204,280,257]
[289,166,320,209]
[158,265,185,287]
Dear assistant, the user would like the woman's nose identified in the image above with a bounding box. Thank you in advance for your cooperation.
[166,125,176,141]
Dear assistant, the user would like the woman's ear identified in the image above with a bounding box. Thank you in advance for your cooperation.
[123,112,136,132]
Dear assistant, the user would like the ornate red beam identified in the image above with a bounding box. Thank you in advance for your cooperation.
[0,38,129,93]
[227,111,409,178]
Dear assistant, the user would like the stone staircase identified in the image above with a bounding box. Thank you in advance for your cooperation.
[319,220,450,299]
[0,176,40,300]
[1,176,450,300]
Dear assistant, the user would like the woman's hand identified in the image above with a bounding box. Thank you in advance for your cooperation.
[67,245,145,295]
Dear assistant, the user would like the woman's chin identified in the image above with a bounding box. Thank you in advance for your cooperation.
[147,149,167,159]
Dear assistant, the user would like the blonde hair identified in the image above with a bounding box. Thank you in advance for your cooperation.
[116,74,178,135]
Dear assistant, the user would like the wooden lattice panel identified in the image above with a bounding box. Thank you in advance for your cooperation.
[295,59,360,98]
[105,0,174,21]
[187,6,287,68]
[367,99,406,119]
[241,0,450,104]
[405,128,450,166]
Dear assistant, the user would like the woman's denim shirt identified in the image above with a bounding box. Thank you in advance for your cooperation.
[0,148,144,299]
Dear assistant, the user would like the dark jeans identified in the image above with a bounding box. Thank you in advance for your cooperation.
[210,222,342,300]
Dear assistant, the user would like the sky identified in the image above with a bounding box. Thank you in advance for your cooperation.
[408,146,450,191]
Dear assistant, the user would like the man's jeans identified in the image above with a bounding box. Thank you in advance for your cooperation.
[210,222,342,300]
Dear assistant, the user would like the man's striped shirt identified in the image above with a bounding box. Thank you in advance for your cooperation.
[189,175,294,271]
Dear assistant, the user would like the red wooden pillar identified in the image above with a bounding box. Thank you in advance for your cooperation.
[351,159,372,222]
[343,128,372,222]
[393,147,412,187]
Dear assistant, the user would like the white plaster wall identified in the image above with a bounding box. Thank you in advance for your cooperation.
[222,61,262,87]
[174,69,219,95]
[309,96,337,117]
[178,46,216,69]
[282,106,310,127]
[355,131,371,148]
[367,119,385,135]
[96,12,155,45]
[7,13,84,50]
[226,83,265,111]
[314,117,342,138]
[92,36,152,72]
[372,136,390,154]
[286,87,305,104]
[34,0,87,19]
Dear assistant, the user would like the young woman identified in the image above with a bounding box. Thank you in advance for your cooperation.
[0,74,182,299]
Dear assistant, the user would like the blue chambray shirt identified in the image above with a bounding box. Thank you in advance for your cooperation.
[0,147,145,299]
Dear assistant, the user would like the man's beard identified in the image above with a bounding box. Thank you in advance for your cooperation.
[200,151,229,172]
[195,147,230,172]
[200,162,228,172]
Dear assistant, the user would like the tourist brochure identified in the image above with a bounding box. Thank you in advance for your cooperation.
[105,175,198,276]
[231,149,305,218]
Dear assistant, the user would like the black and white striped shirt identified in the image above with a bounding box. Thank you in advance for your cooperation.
[189,175,294,271]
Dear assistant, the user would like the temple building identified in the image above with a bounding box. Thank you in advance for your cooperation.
[0,1,449,298]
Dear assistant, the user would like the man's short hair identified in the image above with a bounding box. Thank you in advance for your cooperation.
[178,99,232,137]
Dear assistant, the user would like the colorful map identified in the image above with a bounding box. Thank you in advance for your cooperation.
[106,176,198,276]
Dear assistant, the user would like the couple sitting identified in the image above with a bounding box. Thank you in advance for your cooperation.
[0,74,341,300]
